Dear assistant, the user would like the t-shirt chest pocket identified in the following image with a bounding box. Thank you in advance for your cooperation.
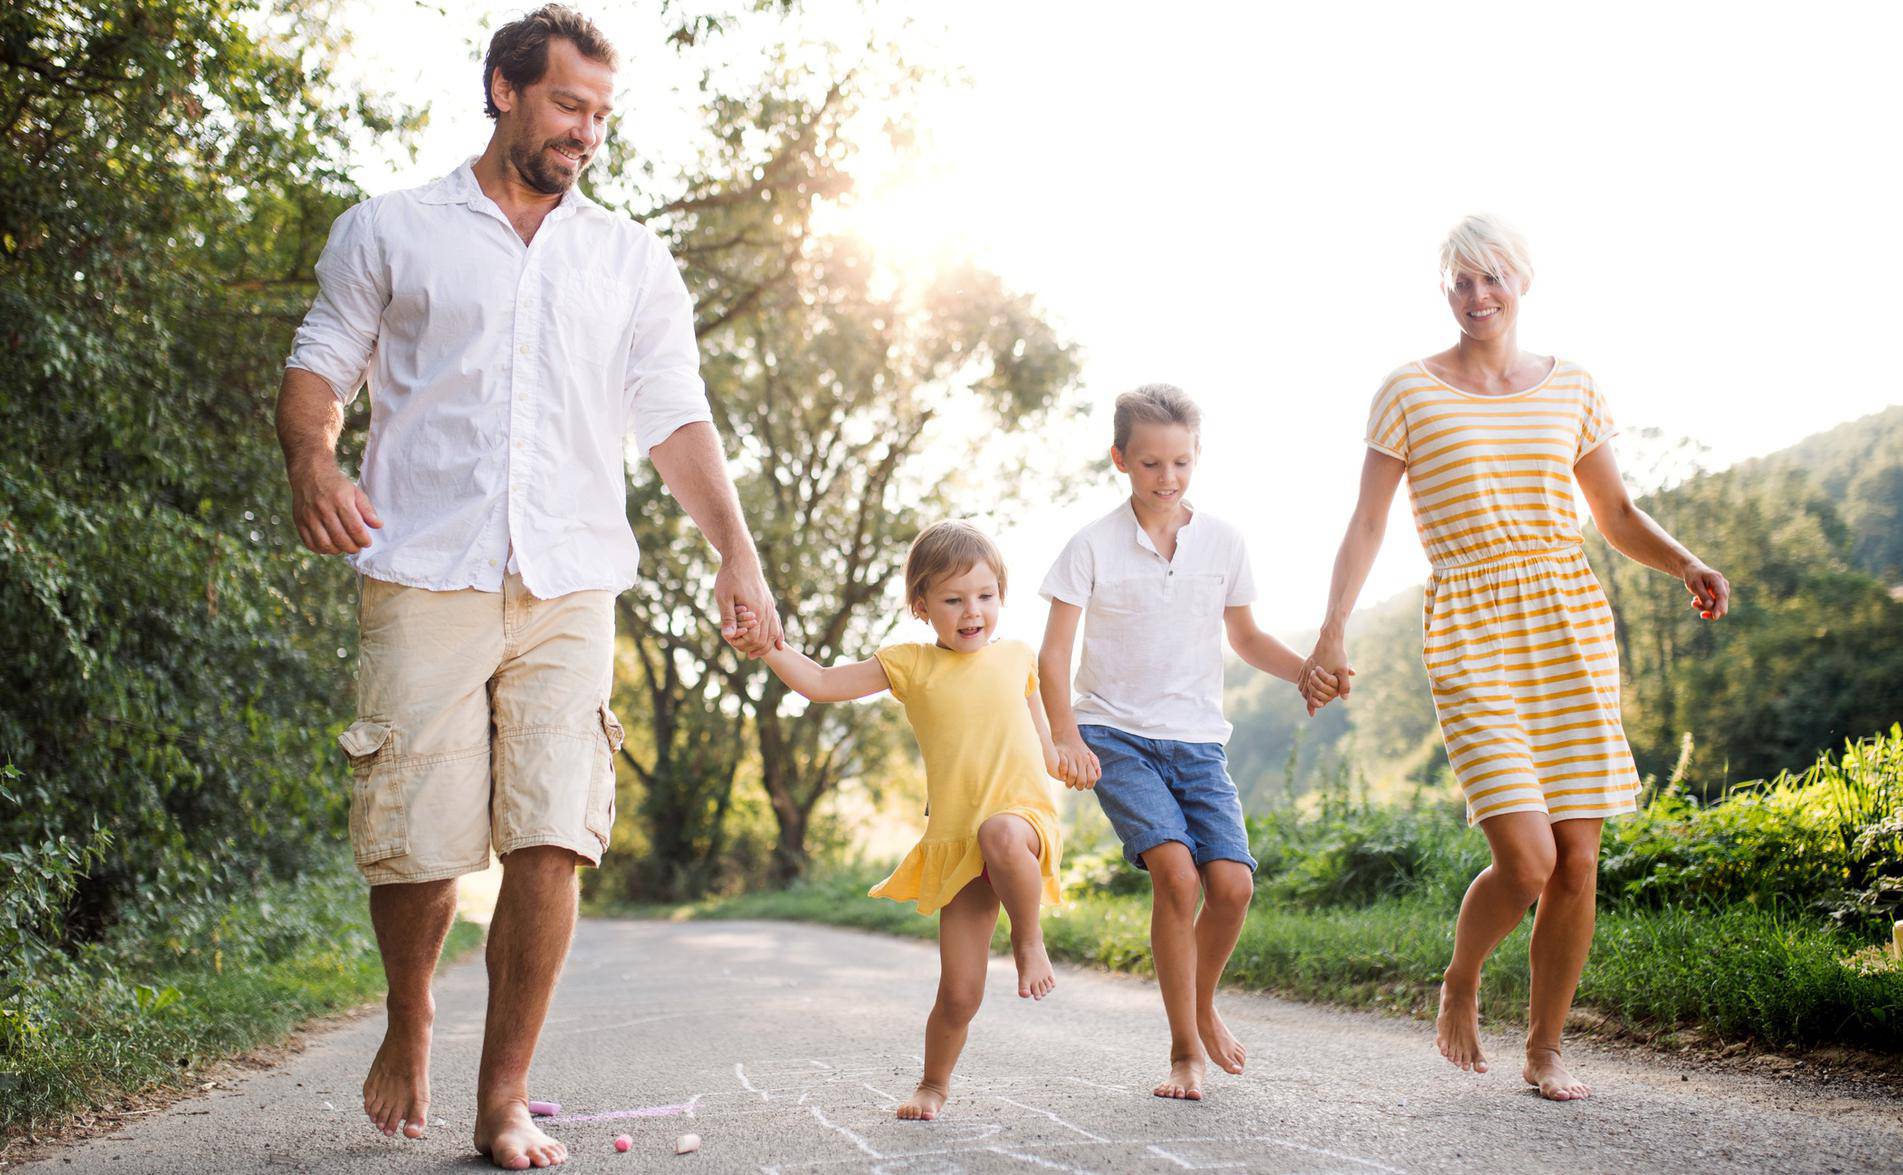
[1173,571,1226,613]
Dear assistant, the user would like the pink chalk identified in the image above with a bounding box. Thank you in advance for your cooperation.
[527,1100,561,1116]
[614,1134,633,1153]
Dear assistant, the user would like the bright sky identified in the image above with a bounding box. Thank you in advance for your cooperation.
[341,0,1902,640]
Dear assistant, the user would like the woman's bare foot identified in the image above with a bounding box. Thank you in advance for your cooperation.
[474,1100,567,1169]
[1013,934,1056,1000]
[1435,980,1488,1073]
[896,1081,949,1121]
[362,999,432,1139]
[1524,1046,1591,1100]
[1153,1054,1205,1100]
[1197,1006,1246,1075]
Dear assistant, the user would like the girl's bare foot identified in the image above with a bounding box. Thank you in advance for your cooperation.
[896,1081,949,1120]
[1435,980,1488,1073]
[1014,935,1056,1000]
[1153,1054,1205,1100]
[1197,1006,1246,1074]
[362,1000,432,1139]
[474,1100,567,1169]
[1524,1046,1591,1100]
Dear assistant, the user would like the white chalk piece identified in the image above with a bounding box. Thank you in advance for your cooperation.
[526,1100,561,1116]
[676,1133,701,1155]
[322,1101,335,1111]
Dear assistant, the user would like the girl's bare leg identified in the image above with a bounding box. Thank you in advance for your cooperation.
[1437,811,1555,1074]
[1524,817,1603,1101]
[977,814,1054,999]
[899,880,1000,1121]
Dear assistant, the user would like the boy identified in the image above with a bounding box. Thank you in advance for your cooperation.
[1038,384,1334,1099]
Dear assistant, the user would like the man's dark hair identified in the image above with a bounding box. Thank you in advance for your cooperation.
[483,5,619,120]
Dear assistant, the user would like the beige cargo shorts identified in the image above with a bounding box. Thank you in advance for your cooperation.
[338,573,623,886]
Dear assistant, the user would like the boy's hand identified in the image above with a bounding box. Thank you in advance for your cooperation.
[1055,736,1101,790]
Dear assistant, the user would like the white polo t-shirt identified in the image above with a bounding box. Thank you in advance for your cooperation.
[1039,500,1257,744]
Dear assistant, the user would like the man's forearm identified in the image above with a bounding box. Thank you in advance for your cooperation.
[648,422,758,565]
[277,367,347,478]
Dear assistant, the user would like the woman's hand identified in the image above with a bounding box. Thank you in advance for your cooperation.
[1684,562,1731,620]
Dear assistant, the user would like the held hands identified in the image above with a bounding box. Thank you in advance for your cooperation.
[1298,637,1353,717]
[1684,561,1731,621]
[716,560,785,658]
[290,465,381,555]
[1053,734,1101,791]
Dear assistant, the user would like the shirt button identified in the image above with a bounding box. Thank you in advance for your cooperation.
[518,344,530,356]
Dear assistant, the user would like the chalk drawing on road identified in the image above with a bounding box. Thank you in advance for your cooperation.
[704,1052,1409,1175]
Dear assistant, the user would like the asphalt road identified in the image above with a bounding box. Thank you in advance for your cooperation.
[28,919,1903,1173]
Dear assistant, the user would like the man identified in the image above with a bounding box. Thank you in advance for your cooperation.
[276,6,781,1168]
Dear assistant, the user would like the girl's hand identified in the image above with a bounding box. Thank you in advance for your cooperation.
[723,604,762,650]
[1055,736,1101,790]
[1684,562,1731,620]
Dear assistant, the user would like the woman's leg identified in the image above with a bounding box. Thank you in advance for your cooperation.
[1436,811,1556,1073]
[1523,817,1603,1100]
[900,880,1001,1120]
[977,813,1055,999]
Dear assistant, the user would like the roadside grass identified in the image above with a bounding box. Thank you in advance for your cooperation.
[1,857,483,1138]
[648,864,1903,1053]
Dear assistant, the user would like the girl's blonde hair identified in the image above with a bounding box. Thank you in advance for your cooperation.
[1439,213,1534,289]
[904,521,1007,609]
[1112,383,1202,452]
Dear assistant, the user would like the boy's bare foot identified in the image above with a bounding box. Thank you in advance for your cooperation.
[362,999,432,1138]
[1197,1006,1246,1074]
[896,1082,949,1121]
[1153,1055,1205,1100]
[1524,1046,1591,1100]
[475,1100,567,1169]
[1435,980,1488,1073]
[1014,935,1056,1000]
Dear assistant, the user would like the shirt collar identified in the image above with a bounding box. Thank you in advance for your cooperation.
[1123,497,1197,558]
[417,156,601,223]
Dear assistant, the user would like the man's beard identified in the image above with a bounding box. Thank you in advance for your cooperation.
[508,135,585,195]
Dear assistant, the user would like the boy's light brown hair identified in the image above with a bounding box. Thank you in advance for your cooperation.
[904,521,1008,612]
[1112,383,1202,452]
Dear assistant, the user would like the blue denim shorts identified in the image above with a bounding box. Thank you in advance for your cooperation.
[1079,724,1256,871]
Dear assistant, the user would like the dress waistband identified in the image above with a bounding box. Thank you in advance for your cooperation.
[1430,544,1583,575]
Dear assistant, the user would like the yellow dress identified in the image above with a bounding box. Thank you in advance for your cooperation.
[868,639,1063,915]
[1366,360,1641,826]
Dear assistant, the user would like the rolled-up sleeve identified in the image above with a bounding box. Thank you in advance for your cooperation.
[285,199,387,405]
[624,234,713,458]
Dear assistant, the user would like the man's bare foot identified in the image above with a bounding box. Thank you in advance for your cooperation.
[1014,935,1056,1000]
[896,1082,949,1121]
[362,999,432,1139]
[1197,1006,1246,1075]
[1153,1055,1205,1100]
[1435,980,1488,1073]
[475,1100,567,1169]
[1524,1046,1591,1101]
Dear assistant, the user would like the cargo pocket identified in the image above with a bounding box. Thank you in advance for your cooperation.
[587,703,623,847]
[339,719,408,865]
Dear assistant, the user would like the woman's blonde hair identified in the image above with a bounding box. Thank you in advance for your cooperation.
[1112,383,1202,452]
[1439,213,1534,289]
[904,521,1007,610]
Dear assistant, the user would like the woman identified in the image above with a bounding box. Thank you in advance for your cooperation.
[1301,214,1729,1101]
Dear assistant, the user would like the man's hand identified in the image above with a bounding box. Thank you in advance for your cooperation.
[1054,734,1101,790]
[715,558,783,658]
[290,464,382,555]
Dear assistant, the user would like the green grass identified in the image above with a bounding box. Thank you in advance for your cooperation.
[0,858,484,1137]
[645,865,1903,1052]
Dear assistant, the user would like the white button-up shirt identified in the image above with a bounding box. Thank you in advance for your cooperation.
[285,158,712,597]
[1039,501,1257,744]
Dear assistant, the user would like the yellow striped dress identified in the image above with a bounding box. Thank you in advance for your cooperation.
[1366,359,1640,825]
